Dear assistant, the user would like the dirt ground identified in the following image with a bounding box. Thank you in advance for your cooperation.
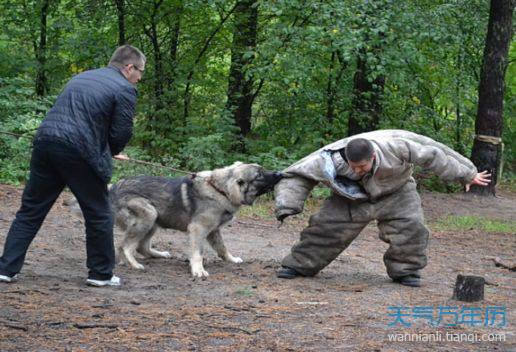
[0,184,514,351]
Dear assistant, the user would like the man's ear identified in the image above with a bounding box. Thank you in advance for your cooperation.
[371,152,376,161]
[120,64,131,79]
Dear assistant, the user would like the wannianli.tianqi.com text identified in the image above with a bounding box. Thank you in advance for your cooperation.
[387,331,507,343]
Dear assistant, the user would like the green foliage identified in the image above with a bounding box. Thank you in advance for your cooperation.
[0,0,513,191]
[180,133,231,171]
[431,216,516,234]
[0,77,54,184]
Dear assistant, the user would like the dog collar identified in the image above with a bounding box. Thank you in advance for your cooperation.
[207,177,230,199]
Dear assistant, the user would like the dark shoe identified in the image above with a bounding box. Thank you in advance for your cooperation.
[393,275,421,287]
[277,266,301,279]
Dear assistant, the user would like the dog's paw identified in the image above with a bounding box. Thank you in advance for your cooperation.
[158,250,172,258]
[191,266,209,278]
[131,263,145,270]
[227,255,243,264]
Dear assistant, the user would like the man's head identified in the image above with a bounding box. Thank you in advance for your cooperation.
[344,138,375,177]
[109,45,146,84]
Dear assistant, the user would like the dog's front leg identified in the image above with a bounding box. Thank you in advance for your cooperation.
[207,230,242,264]
[188,223,210,278]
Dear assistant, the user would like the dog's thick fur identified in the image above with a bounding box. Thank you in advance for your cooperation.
[108,162,281,277]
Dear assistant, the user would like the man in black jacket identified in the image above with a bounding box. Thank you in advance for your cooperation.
[0,45,146,287]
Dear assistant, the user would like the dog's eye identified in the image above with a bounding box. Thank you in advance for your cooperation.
[237,179,245,186]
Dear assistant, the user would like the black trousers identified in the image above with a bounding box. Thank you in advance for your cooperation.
[0,140,115,280]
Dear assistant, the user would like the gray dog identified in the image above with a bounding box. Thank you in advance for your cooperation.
[109,162,282,278]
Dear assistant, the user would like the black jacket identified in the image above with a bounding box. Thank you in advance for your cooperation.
[35,66,137,183]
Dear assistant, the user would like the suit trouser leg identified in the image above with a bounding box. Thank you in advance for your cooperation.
[281,194,370,276]
[376,182,429,279]
[0,143,65,277]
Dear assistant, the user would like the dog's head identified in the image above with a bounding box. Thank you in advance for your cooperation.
[211,162,283,206]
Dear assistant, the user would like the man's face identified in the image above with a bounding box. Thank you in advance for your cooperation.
[123,62,145,84]
[348,154,375,177]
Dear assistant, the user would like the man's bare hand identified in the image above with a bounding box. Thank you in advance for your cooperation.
[113,154,130,161]
[465,170,491,192]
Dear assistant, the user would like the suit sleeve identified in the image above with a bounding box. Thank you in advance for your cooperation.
[392,139,477,184]
[109,86,136,155]
[275,175,318,219]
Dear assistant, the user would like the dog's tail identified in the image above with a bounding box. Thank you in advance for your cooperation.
[63,184,115,220]
[62,195,83,220]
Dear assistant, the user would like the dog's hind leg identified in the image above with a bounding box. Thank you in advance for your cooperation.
[137,225,172,259]
[121,236,145,270]
[118,198,159,270]
[207,230,243,264]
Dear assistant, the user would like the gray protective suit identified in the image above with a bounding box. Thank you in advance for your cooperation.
[276,129,477,279]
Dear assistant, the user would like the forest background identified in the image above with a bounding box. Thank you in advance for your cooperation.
[0,0,514,193]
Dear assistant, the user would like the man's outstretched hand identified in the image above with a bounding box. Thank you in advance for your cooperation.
[113,154,130,161]
[465,170,491,192]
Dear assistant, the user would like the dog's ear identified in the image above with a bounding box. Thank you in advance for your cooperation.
[232,161,244,167]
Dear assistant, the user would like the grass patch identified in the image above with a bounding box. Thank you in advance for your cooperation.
[237,195,324,221]
[431,215,516,234]
[235,287,254,297]
[498,177,516,193]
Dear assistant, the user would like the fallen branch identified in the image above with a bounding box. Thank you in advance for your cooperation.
[295,301,328,305]
[0,319,28,331]
[205,324,259,335]
[73,323,119,329]
[235,220,277,228]
[491,257,516,271]
[0,289,48,295]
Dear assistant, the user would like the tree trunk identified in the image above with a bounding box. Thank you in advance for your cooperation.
[114,0,126,45]
[35,0,49,96]
[183,3,238,124]
[167,3,182,92]
[470,0,514,195]
[325,51,337,124]
[143,0,165,112]
[325,50,348,126]
[455,49,464,155]
[453,275,485,302]
[225,0,259,141]
[347,49,385,136]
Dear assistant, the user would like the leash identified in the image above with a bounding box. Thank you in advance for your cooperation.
[116,157,197,177]
[0,130,197,177]
[0,131,35,139]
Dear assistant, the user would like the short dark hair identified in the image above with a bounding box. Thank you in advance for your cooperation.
[109,45,146,69]
[345,138,374,162]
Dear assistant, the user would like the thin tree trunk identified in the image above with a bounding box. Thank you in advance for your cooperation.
[225,0,259,142]
[183,2,238,123]
[347,49,385,136]
[35,0,49,96]
[455,49,463,154]
[325,51,337,124]
[167,4,181,91]
[114,0,126,45]
[249,8,316,102]
[470,0,514,195]
[325,50,348,125]
[143,0,165,112]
